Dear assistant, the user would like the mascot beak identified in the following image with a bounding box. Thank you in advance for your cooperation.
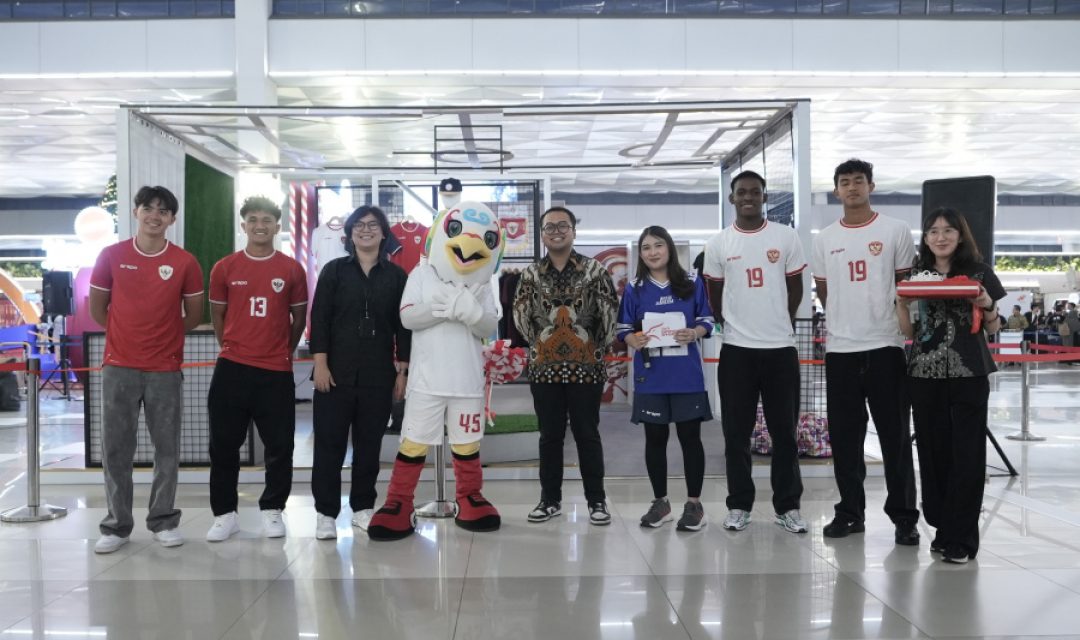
[444,233,492,274]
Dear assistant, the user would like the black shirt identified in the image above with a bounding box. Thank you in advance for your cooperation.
[907,262,1005,379]
[309,256,410,388]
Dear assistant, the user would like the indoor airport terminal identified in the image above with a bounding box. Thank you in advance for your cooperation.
[3,1,1080,639]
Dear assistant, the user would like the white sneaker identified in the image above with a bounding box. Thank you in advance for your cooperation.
[94,534,129,554]
[351,508,374,532]
[153,528,185,548]
[775,509,808,534]
[262,509,286,538]
[206,512,240,542]
[315,514,337,540]
[723,509,752,531]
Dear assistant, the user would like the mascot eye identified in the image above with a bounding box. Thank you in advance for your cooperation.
[484,231,499,249]
[446,220,462,237]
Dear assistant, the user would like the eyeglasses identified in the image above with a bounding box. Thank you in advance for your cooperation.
[541,222,572,235]
[353,221,382,232]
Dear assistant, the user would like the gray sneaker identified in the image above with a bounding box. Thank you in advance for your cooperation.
[775,509,808,534]
[676,501,707,531]
[639,497,673,528]
[723,509,752,531]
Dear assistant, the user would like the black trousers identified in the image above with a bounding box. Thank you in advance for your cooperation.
[909,375,988,556]
[311,383,393,517]
[825,347,919,524]
[530,382,606,504]
[717,344,803,513]
[208,358,296,516]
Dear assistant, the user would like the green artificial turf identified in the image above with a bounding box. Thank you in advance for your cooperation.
[485,414,539,434]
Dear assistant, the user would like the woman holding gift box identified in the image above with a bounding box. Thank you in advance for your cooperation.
[617,226,714,531]
[897,207,1004,564]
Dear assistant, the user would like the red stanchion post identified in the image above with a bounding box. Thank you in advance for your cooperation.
[1,357,68,523]
[1007,340,1046,442]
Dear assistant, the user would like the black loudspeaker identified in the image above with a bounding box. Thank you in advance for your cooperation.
[42,270,74,316]
[921,176,996,264]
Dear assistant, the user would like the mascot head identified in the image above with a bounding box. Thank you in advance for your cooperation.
[424,200,504,285]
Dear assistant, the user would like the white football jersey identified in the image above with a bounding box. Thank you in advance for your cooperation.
[311,220,348,276]
[703,220,806,349]
[811,212,916,353]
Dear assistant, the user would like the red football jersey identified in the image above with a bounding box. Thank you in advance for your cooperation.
[209,250,308,372]
[90,239,204,372]
[389,221,428,274]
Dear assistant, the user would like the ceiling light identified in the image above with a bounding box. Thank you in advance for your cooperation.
[40,107,88,119]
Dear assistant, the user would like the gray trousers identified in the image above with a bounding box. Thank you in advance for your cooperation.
[99,365,183,537]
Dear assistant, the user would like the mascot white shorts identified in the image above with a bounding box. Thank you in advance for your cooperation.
[401,391,486,445]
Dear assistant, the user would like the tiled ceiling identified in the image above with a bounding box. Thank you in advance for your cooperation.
[3,74,1080,198]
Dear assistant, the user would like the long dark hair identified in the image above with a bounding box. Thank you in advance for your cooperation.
[915,207,982,275]
[344,205,398,259]
[634,226,694,299]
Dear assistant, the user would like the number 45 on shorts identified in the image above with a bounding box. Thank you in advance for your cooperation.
[458,413,482,433]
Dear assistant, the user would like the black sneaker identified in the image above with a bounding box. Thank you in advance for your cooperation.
[930,536,945,554]
[894,520,920,546]
[588,501,612,526]
[527,499,562,523]
[823,516,865,538]
[942,544,971,564]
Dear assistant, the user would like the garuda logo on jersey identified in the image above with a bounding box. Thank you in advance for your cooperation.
[767,249,781,264]
[868,241,883,256]
[271,278,285,293]
[158,265,174,280]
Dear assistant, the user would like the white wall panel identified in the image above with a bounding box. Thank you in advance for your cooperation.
[147,20,233,72]
[39,22,148,73]
[472,20,578,71]
[686,20,794,72]
[898,21,1003,73]
[365,20,473,71]
[577,19,686,71]
[268,19,365,72]
[1003,22,1080,73]
[792,20,899,72]
[0,24,40,73]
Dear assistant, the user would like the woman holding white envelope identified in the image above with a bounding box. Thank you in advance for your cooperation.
[617,226,714,531]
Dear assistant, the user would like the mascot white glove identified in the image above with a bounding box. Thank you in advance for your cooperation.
[429,285,463,319]
[449,286,484,327]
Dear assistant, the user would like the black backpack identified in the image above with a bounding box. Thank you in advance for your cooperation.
[0,371,19,412]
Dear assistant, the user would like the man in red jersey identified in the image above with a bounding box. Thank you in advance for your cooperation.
[89,186,204,554]
[204,196,308,542]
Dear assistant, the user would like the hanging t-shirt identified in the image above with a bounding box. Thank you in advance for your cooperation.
[389,220,429,274]
[209,250,308,372]
[811,212,915,353]
[703,220,806,349]
[311,218,348,277]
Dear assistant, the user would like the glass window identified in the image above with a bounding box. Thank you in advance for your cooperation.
[221,0,232,14]
[428,0,458,11]
[1003,0,1029,13]
[1057,0,1080,13]
[900,0,927,14]
[744,0,796,12]
[926,0,952,12]
[674,0,718,11]
[849,0,899,13]
[13,1,64,17]
[507,0,534,12]
[117,1,169,17]
[796,0,823,12]
[169,0,195,15]
[613,0,669,12]
[323,0,351,13]
[717,0,743,11]
[91,0,117,16]
[297,0,325,13]
[64,1,91,17]
[952,0,1002,12]
[1028,0,1054,12]
[273,0,298,14]
[822,0,847,12]
[195,0,222,14]
[0,2,11,18]
[402,0,429,11]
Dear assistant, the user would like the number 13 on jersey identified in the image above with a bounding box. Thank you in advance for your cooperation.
[249,296,267,317]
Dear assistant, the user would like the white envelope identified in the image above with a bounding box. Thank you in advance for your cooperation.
[642,312,687,355]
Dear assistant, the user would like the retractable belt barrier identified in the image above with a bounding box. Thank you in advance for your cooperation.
[0,357,69,523]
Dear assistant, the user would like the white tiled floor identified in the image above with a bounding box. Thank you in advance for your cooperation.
[1,364,1079,639]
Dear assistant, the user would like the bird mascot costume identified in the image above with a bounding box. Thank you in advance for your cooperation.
[368,200,504,540]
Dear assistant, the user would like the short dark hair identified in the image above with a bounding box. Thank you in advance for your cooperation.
[915,207,982,275]
[239,196,282,221]
[134,186,178,215]
[344,205,394,258]
[833,158,874,187]
[730,170,766,193]
[540,206,578,229]
[1013,305,1022,312]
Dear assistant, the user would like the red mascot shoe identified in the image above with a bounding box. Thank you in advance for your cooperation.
[452,451,501,532]
[367,453,424,541]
